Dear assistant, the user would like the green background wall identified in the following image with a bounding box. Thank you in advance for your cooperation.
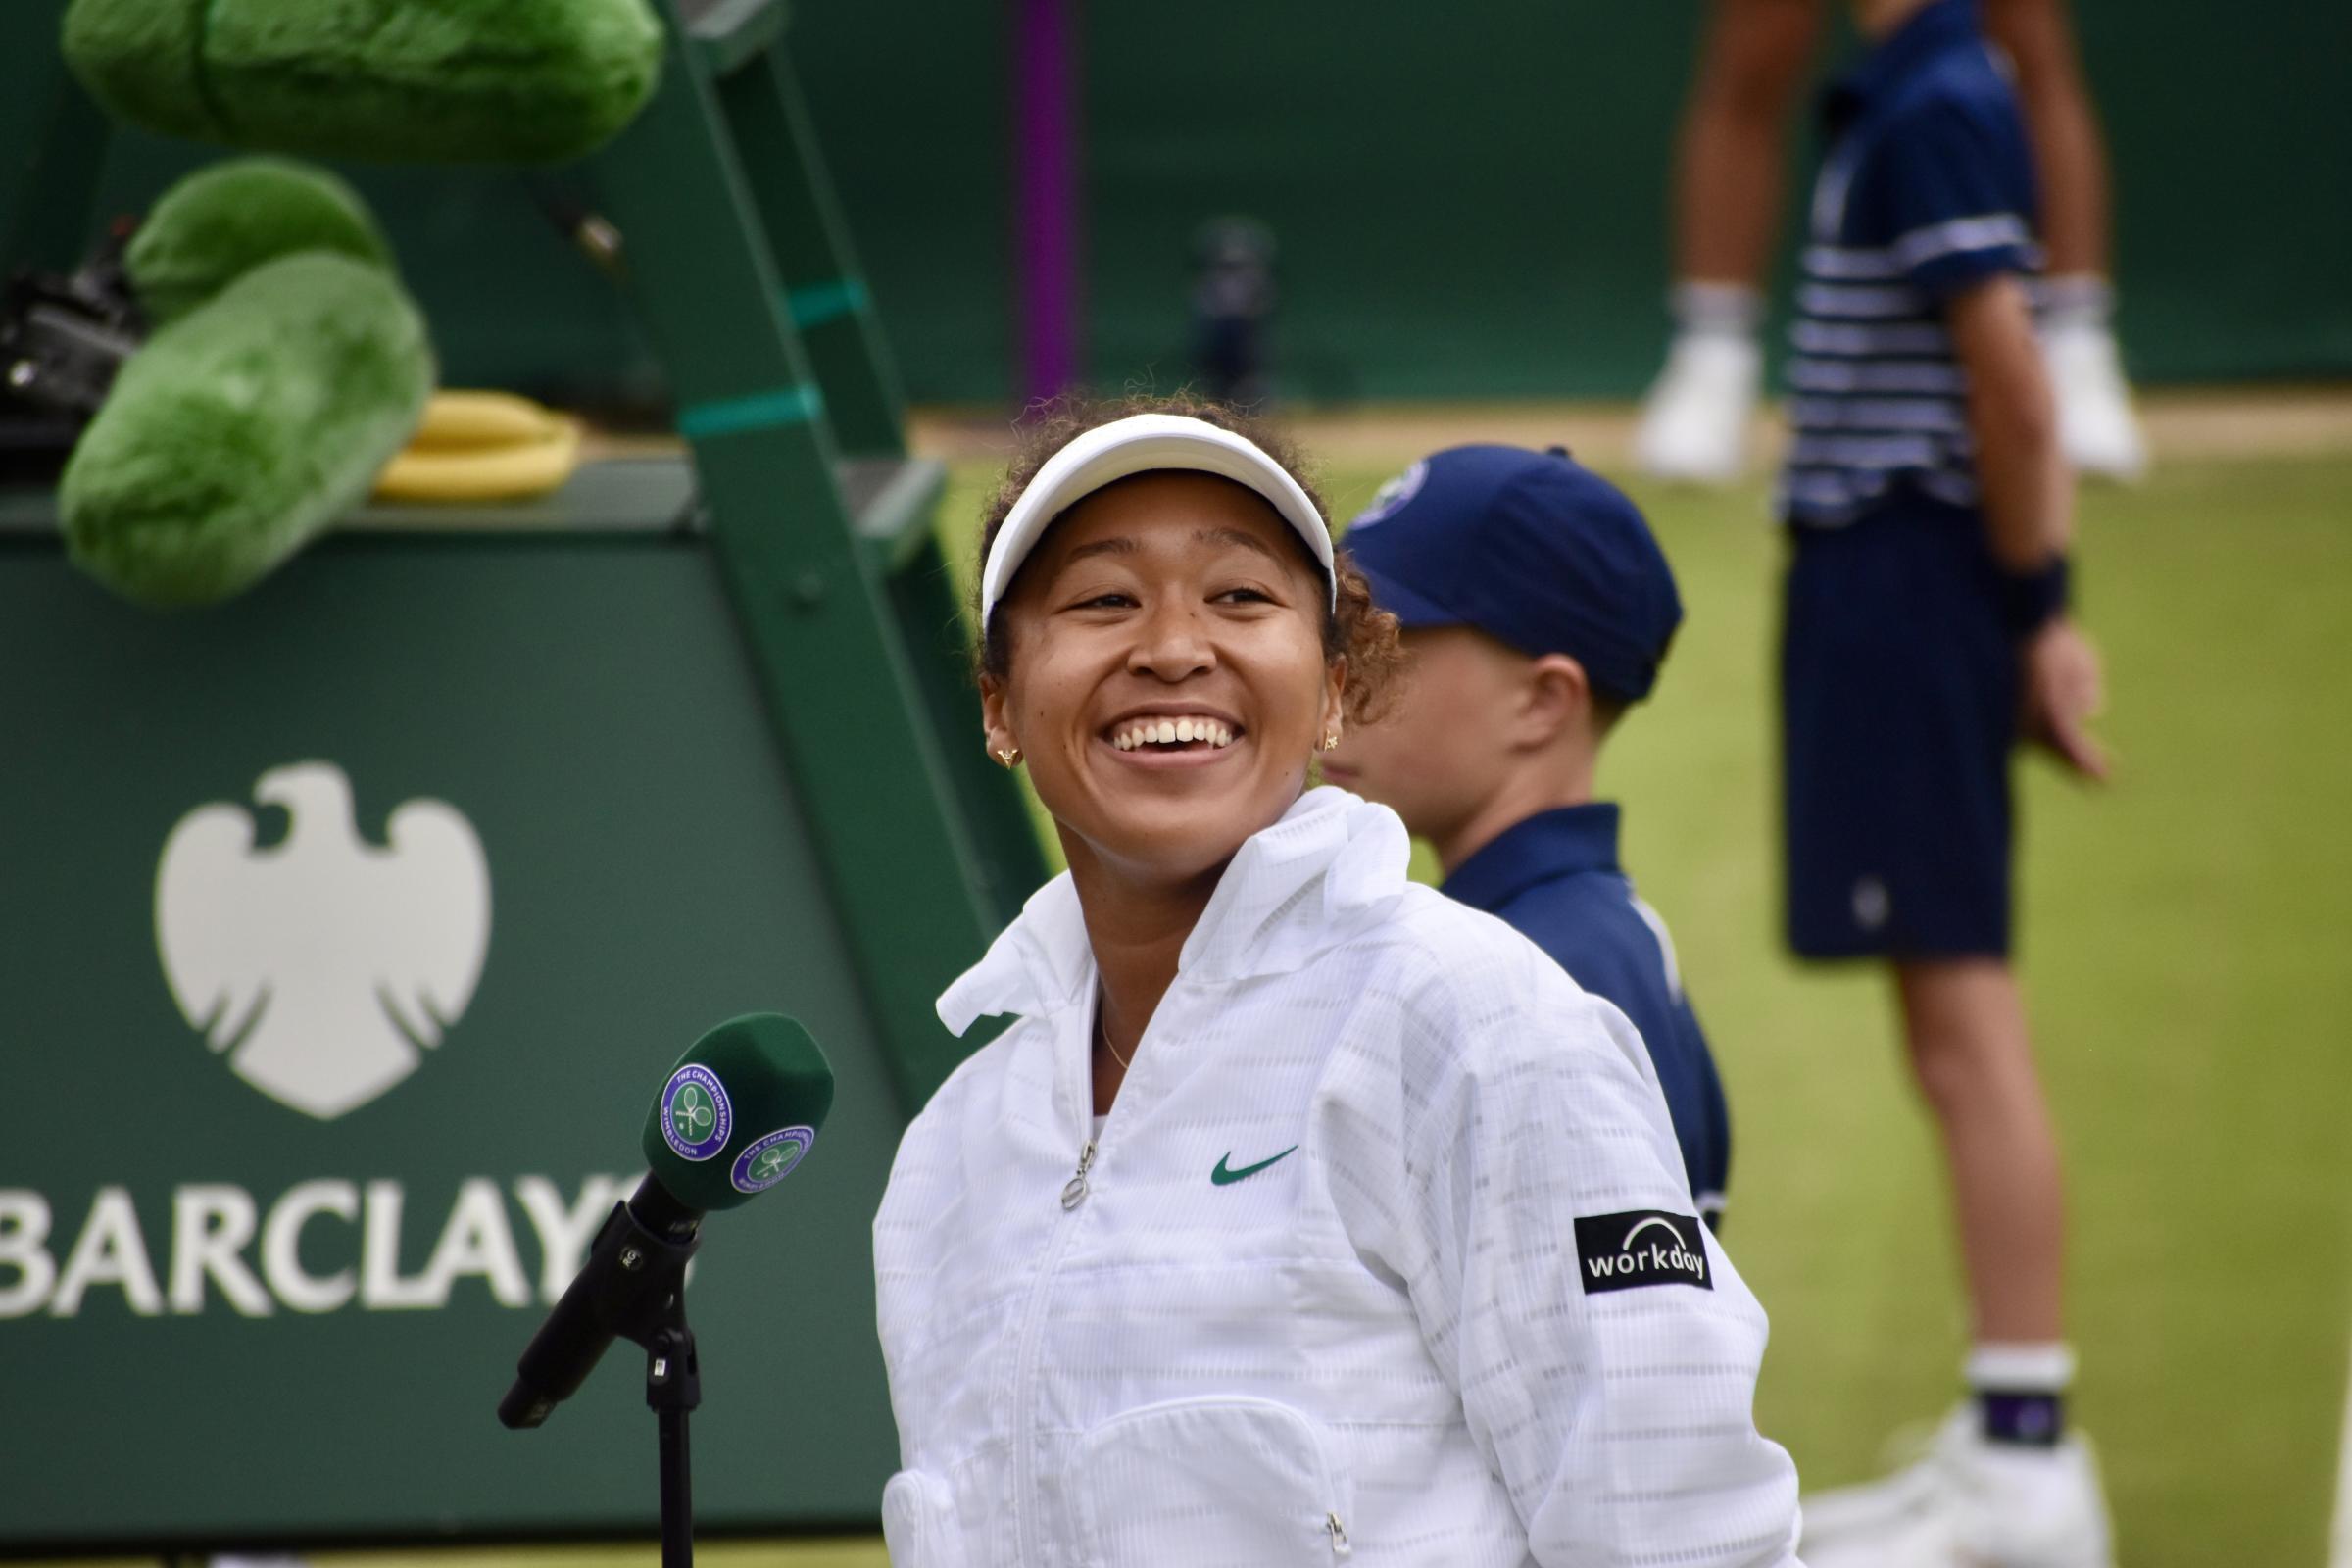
[813,0,2352,401]
[11,3,2352,405]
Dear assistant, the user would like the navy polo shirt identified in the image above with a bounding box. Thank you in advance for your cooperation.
[1444,804,1731,1218]
[1778,0,2041,526]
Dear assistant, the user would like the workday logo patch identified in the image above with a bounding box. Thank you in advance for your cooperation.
[1573,1210,1712,1295]
[661,1065,732,1161]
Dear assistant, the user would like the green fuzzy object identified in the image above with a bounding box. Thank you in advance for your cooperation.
[64,0,664,166]
[126,158,393,326]
[61,252,433,608]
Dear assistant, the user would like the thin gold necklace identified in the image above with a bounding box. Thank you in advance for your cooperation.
[1094,1004,1133,1070]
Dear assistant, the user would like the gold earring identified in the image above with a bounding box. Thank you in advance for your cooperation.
[994,746,1022,768]
[1319,732,1341,752]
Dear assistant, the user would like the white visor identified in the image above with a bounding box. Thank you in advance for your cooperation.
[979,413,1337,627]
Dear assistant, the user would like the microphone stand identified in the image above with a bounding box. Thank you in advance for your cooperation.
[496,1181,709,1565]
[604,1206,702,1568]
[550,1196,707,1568]
[496,1184,706,1560]
[642,1291,700,1568]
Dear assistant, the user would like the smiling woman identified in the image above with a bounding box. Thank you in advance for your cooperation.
[870,395,1804,1567]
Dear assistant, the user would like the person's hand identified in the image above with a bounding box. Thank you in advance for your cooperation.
[2020,617,2109,781]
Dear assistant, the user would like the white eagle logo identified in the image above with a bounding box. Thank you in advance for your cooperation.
[154,761,492,1120]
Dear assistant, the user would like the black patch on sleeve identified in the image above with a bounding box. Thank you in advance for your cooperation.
[1574,1210,1712,1294]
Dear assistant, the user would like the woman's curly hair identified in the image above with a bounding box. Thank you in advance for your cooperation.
[971,391,1404,726]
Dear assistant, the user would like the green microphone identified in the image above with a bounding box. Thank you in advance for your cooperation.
[499,1013,833,1429]
[640,1012,837,1219]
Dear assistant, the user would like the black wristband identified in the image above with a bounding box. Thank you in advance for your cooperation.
[2000,555,2071,635]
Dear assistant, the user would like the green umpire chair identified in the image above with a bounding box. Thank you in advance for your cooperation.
[0,0,1040,1544]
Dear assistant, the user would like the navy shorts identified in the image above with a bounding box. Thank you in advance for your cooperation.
[1780,496,2019,959]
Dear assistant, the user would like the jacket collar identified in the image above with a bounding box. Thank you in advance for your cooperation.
[936,786,1411,1035]
[1441,803,1622,914]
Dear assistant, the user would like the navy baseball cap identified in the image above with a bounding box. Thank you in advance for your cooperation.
[1343,445,1684,703]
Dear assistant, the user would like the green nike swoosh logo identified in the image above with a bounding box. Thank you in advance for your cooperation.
[1210,1146,1299,1186]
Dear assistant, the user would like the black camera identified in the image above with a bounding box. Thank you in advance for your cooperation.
[1,224,147,484]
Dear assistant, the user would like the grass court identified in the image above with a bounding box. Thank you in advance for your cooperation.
[944,416,2352,1568]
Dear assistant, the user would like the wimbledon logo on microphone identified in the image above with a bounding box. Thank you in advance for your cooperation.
[731,1127,815,1194]
[660,1066,733,1161]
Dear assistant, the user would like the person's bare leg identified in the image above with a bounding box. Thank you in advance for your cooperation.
[1672,0,1826,287]
[1800,958,2108,1564]
[1983,0,2147,477]
[1983,0,2107,278]
[1637,0,1825,482]
[1893,957,2063,1340]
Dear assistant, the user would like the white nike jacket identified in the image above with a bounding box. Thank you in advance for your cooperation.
[873,787,1800,1568]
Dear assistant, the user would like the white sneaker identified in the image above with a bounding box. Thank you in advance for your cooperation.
[2043,318,2149,481]
[1800,1409,2115,1568]
[1801,1492,1966,1568]
[1796,1419,1948,1551]
[1635,330,1761,484]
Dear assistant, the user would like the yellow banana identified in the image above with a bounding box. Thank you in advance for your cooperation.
[408,389,564,450]
[373,415,582,502]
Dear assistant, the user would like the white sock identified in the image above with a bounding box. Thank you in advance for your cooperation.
[1968,1342,2074,1447]
[1670,280,1765,340]
[2037,274,2116,335]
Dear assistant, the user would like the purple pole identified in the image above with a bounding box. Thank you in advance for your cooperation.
[1014,0,1079,407]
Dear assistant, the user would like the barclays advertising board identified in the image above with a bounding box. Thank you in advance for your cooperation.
[0,529,914,1544]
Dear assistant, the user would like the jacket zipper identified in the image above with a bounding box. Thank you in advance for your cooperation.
[1009,1180,1084,1567]
[1009,1136,1091,1565]
[1060,1138,1096,1210]
[1012,993,1124,1566]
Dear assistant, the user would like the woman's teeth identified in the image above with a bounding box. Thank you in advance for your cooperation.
[1111,717,1236,751]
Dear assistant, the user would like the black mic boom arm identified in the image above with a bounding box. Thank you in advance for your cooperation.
[498,1175,703,1429]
